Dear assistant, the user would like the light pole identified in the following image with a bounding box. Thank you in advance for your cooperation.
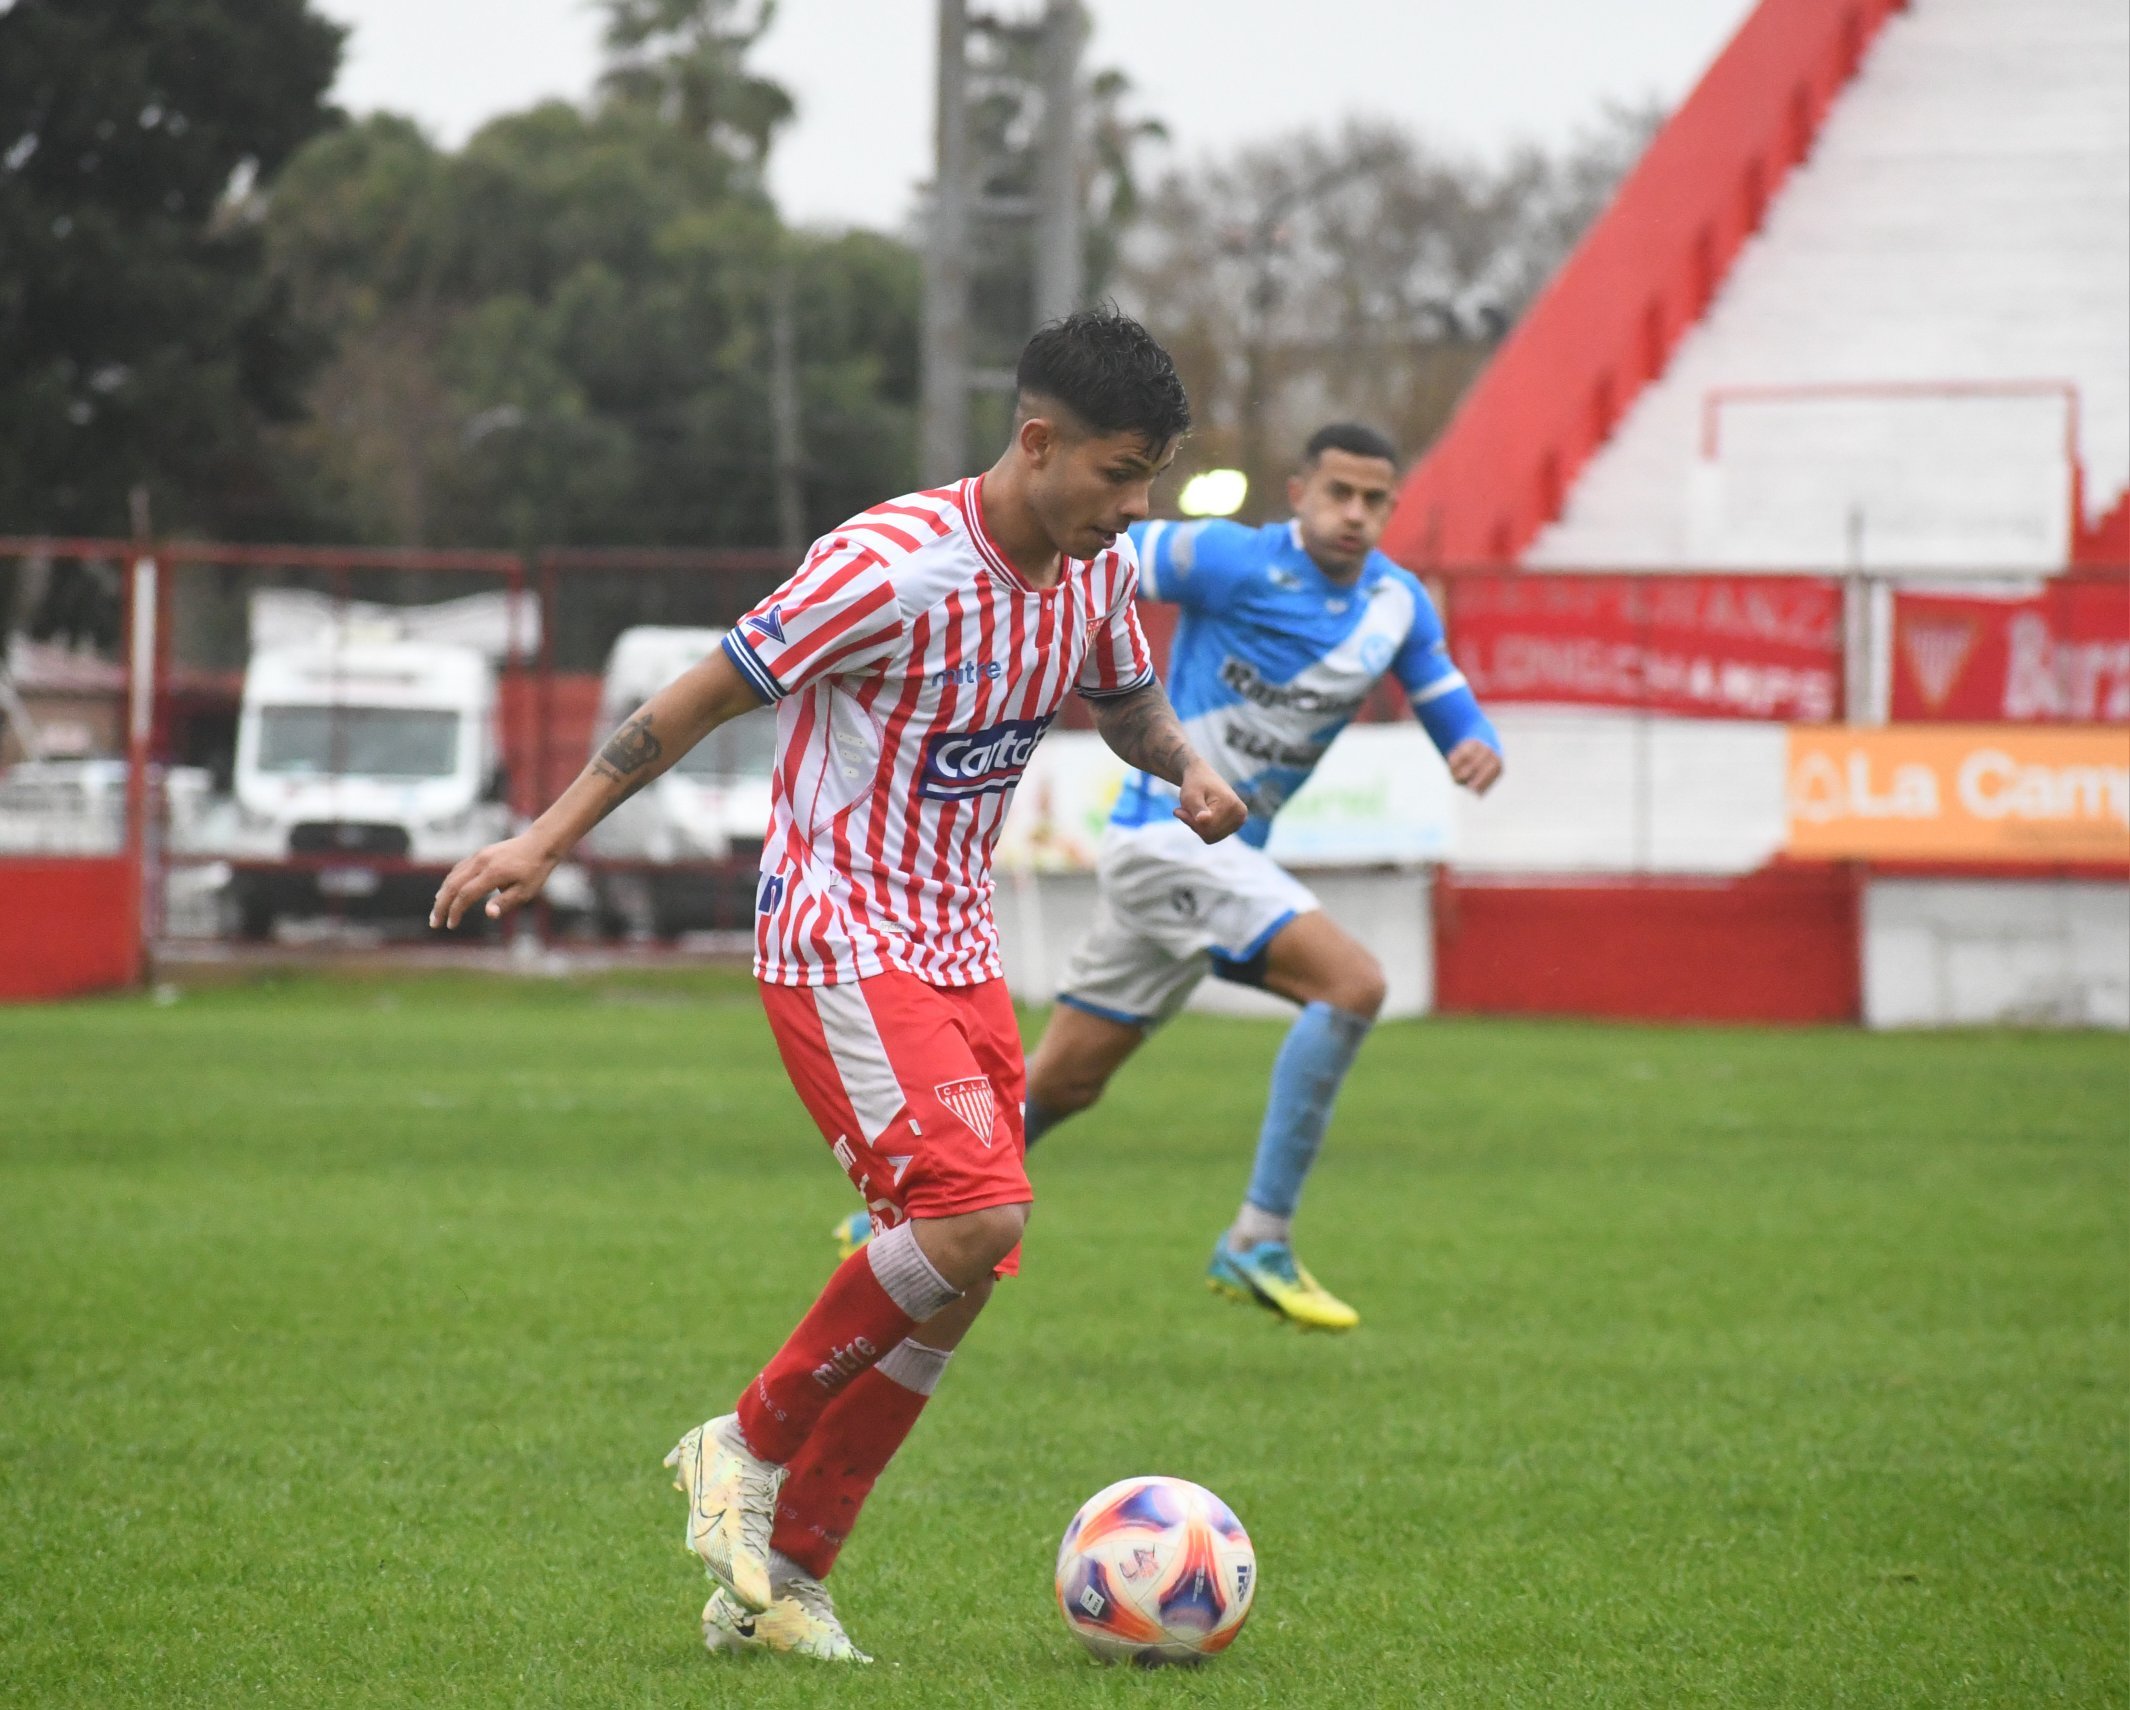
[922,0,1085,485]
[920,0,972,486]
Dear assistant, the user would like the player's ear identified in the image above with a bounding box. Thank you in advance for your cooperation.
[1287,469,1308,510]
[1017,412,1058,467]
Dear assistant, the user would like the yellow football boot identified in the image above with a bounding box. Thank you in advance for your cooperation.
[831,1210,873,1261]
[1206,1237,1360,1331]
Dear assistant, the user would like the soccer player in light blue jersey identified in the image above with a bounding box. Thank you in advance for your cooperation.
[1023,423,1503,1329]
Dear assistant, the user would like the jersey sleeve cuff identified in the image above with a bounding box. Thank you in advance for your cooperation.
[1411,679,1498,756]
[1408,668,1469,706]
[721,628,784,703]
[1076,665,1157,701]
[1132,520,1165,600]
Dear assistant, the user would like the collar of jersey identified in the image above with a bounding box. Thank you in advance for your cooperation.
[961,476,1070,596]
[1282,518,1374,596]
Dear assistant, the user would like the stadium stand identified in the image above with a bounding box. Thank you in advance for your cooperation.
[1383,0,2129,573]
[1373,0,2128,1027]
[1529,0,2128,570]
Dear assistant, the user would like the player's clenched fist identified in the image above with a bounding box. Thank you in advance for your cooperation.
[430,833,559,930]
[1445,737,1504,796]
[1174,758,1249,844]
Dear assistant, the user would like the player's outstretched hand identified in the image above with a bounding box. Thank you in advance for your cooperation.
[430,833,560,931]
[1446,738,1504,796]
[1175,758,1249,844]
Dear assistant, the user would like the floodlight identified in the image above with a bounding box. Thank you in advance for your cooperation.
[1178,468,1248,517]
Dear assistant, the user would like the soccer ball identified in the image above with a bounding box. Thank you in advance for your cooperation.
[1054,1475,1257,1665]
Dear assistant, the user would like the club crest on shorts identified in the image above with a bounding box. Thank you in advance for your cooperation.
[933,1077,996,1144]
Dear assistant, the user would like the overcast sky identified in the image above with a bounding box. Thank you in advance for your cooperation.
[315,0,1760,231]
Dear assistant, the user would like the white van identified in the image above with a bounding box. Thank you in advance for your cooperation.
[223,642,513,937]
[582,626,775,936]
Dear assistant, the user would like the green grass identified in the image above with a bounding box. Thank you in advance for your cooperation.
[1,971,2123,1708]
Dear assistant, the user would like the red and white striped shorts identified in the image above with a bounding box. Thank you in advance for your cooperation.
[759,969,1031,1275]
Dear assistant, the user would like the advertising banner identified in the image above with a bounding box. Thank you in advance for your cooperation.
[1890,577,2130,723]
[1785,725,2129,863]
[1449,574,1841,721]
[995,727,1457,873]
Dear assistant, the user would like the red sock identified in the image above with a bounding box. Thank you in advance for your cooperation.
[734,1222,958,1464]
[771,1339,952,1578]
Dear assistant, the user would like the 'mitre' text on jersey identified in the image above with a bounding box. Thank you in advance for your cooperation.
[723,480,1153,987]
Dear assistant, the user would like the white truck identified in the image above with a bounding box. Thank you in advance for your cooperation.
[581,626,776,937]
[221,641,515,938]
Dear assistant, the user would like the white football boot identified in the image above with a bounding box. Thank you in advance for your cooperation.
[664,1414,784,1613]
[701,1564,874,1663]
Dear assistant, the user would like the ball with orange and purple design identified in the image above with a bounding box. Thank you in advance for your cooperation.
[1054,1475,1256,1666]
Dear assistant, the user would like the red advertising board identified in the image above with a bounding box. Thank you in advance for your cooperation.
[1891,575,2130,723]
[1446,574,1842,721]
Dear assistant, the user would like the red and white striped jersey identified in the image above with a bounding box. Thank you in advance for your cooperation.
[720,477,1154,988]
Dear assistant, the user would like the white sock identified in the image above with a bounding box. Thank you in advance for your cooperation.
[1229,1202,1292,1251]
[875,1337,953,1396]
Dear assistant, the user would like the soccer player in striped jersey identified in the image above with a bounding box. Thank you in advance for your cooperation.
[1020,423,1504,1330]
[430,309,1246,1663]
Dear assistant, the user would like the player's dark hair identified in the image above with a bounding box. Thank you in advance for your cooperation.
[1015,306,1191,447]
[1302,422,1399,467]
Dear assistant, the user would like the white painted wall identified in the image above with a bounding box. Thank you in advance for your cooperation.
[1455,708,1788,874]
[1863,877,2130,1027]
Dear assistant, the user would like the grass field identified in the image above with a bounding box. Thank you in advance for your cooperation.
[1,970,2123,1707]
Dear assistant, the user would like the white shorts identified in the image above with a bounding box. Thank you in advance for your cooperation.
[1056,820,1319,1029]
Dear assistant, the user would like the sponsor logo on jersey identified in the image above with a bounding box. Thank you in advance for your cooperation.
[756,871,787,914]
[933,1076,997,1144]
[918,713,1055,800]
[1217,655,1367,719]
[931,659,1004,686]
[745,605,787,644]
[1222,719,1330,770]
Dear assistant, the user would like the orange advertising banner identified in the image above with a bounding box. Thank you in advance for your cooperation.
[1786,725,2130,863]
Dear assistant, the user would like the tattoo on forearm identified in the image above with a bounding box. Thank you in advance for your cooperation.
[1092,681,1192,784]
[592,713,664,802]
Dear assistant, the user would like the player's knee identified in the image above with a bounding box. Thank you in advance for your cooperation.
[914,1201,1029,1289]
[1038,1063,1108,1116]
[955,1202,1028,1281]
[1341,957,1388,1020]
[969,1200,1029,1261]
[1309,950,1385,1018]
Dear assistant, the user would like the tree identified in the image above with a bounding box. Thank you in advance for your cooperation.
[1120,103,1664,518]
[1081,67,1168,302]
[942,8,1168,456]
[263,40,920,552]
[598,0,794,172]
[0,0,344,538]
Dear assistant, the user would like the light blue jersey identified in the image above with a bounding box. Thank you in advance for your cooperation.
[1112,517,1499,848]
